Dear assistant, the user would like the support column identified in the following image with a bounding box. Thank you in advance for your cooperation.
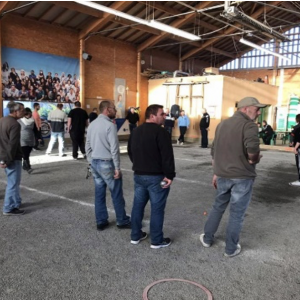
[80,39,85,108]
[136,52,141,108]
[0,20,2,117]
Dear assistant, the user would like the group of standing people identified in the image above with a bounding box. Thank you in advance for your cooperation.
[86,101,175,248]
[2,96,286,258]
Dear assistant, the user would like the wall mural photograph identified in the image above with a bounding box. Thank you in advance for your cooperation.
[1,47,80,103]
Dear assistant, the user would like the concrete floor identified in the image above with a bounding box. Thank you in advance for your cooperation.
[0,142,299,300]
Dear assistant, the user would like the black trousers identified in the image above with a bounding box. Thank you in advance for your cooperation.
[21,146,32,161]
[296,152,300,181]
[200,127,208,148]
[178,126,187,143]
[70,131,85,158]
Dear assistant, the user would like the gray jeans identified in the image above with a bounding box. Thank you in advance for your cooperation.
[204,177,254,255]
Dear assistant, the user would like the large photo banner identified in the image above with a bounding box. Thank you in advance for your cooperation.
[2,47,80,102]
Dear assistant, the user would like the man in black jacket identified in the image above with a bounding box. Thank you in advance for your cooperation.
[128,104,176,249]
[126,107,139,133]
[0,102,25,215]
[199,108,210,148]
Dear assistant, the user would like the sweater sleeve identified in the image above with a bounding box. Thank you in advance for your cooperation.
[244,122,260,154]
[157,128,176,180]
[107,124,120,170]
[7,122,21,165]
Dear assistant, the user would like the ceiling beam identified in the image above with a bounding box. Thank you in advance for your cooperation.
[168,36,236,58]
[49,1,103,18]
[0,2,9,14]
[23,2,38,17]
[78,1,129,40]
[51,8,69,24]
[281,1,300,12]
[38,4,56,21]
[138,1,185,19]
[111,18,161,36]
[63,11,81,27]
[181,1,281,61]
[137,1,212,52]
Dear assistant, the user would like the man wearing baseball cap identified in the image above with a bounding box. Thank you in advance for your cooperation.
[200,97,266,257]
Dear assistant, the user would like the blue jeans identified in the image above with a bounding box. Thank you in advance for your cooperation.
[3,160,23,213]
[46,131,65,156]
[131,174,170,244]
[204,177,254,255]
[91,159,130,226]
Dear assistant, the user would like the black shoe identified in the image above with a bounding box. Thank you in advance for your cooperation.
[3,208,25,216]
[131,232,148,245]
[150,238,172,249]
[27,168,33,174]
[96,222,109,231]
[117,222,131,229]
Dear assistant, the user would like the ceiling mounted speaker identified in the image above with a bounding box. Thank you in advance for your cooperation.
[82,52,92,61]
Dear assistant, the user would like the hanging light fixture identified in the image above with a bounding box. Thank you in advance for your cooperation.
[240,38,291,61]
[74,1,201,41]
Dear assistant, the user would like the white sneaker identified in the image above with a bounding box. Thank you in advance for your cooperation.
[177,140,180,145]
[289,181,300,186]
[199,234,211,248]
[180,142,184,146]
[224,244,241,257]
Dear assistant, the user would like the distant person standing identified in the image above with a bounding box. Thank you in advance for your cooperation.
[32,102,43,150]
[164,108,175,138]
[126,107,139,133]
[200,97,266,257]
[262,120,274,145]
[289,114,300,186]
[199,108,210,148]
[89,108,98,123]
[177,110,190,145]
[18,108,35,174]
[128,104,176,249]
[46,104,68,157]
[0,102,25,215]
[67,101,88,160]
[86,100,131,231]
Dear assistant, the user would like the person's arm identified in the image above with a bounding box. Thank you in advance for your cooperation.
[107,124,121,177]
[67,117,72,133]
[157,128,176,187]
[244,122,262,164]
[207,114,210,128]
[294,142,300,155]
[85,127,93,163]
[6,123,21,166]
[127,132,133,162]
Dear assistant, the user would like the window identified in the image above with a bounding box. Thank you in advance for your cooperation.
[220,26,300,70]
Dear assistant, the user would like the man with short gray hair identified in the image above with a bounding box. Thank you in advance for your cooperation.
[86,100,130,231]
[200,97,266,257]
[0,102,25,215]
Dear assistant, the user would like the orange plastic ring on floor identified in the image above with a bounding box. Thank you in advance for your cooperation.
[143,278,213,300]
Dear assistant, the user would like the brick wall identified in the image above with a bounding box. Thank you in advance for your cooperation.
[1,15,146,115]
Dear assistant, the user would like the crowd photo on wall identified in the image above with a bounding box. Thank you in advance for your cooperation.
[1,47,80,103]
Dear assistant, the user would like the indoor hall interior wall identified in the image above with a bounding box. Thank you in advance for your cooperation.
[1,16,78,58]
[84,35,138,114]
[141,49,179,72]
[222,76,278,127]
[220,68,300,106]
[148,76,225,142]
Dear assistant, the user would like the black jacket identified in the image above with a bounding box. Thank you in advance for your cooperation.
[200,113,210,129]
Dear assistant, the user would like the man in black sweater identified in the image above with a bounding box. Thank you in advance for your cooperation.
[128,104,176,249]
